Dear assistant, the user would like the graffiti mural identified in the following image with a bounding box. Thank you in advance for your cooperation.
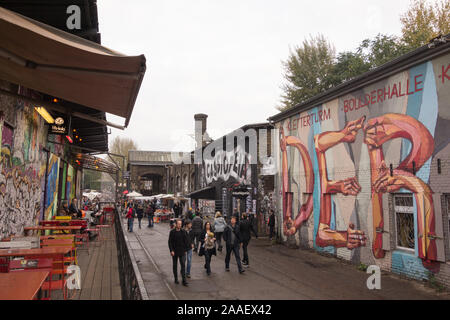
[45,153,60,220]
[276,57,450,276]
[0,98,47,239]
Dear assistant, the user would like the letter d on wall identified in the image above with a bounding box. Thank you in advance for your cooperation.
[366,265,381,290]
[66,5,81,30]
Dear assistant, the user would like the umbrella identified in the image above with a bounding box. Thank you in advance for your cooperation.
[126,191,143,197]
[122,190,129,195]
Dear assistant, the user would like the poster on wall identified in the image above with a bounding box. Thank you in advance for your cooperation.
[198,199,215,216]
[44,153,60,220]
[66,164,74,202]
[221,187,228,217]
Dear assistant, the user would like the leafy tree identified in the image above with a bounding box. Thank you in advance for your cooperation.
[278,35,336,111]
[109,136,138,172]
[358,34,409,68]
[400,0,450,49]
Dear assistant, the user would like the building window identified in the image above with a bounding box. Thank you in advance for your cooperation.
[394,194,415,251]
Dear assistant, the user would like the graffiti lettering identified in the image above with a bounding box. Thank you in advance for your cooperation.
[343,76,424,113]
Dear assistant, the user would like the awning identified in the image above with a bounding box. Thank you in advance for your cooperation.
[187,186,216,199]
[72,153,119,174]
[0,7,146,127]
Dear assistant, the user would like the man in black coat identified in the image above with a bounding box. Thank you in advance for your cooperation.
[168,219,189,286]
[268,209,276,240]
[223,216,245,274]
[191,213,203,252]
[239,213,258,267]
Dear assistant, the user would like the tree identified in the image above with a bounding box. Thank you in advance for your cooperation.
[400,0,450,49]
[278,35,336,111]
[109,136,138,173]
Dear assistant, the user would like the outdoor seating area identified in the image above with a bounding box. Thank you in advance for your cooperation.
[0,207,120,300]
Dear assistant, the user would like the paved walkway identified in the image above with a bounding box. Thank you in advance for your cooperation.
[125,219,450,300]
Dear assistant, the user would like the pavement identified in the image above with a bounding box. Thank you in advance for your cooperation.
[124,218,450,300]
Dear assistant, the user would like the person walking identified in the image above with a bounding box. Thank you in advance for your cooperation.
[239,213,258,267]
[136,203,144,229]
[126,205,135,232]
[184,220,195,278]
[192,213,203,253]
[201,221,216,276]
[147,201,155,228]
[223,216,245,274]
[213,211,226,252]
[168,219,189,286]
[268,209,276,241]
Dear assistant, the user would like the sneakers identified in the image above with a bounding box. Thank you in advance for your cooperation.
[186,274,191,278]
[225,267,230,272]
[182,281,188,286]
[239,269,245,274]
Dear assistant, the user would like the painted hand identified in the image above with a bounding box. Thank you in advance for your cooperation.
[283,216,297,236]
[340,116,366,143]
[346,223,367,249]
[373,162,405,193]
[327,177,361,195]
[363,114,401,150]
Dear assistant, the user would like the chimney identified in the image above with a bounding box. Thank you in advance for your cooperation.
[194,113,208,148]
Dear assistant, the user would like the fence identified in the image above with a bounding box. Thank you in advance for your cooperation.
[114,206,148,300]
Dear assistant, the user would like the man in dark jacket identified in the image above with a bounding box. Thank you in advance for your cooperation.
[191,214,203,252]
[268,209,276,240]
[168,219,189,286]
[223,216,245,274]
[239,213,258,267]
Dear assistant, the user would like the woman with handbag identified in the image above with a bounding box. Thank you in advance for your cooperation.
[200,221,216,276]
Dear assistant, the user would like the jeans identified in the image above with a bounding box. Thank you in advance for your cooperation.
[172,254,186,281]
[242,239,250,264]
[193,232,202,251]
[215,232,223,249]
[148,215,154,227]
[225,244,242,271]
[127,218,134,232]
[204,249,214,274]
[186,249,192,275]
[269,225,274,239]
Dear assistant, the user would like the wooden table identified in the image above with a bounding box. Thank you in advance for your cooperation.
[24,225,82,236]
[0,247,73,292]
[0,271,49,300]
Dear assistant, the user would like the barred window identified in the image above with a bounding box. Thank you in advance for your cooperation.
[394,194,415,250]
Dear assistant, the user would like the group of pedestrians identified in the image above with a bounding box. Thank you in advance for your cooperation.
[125,199,157,232]
[168,211,258,287]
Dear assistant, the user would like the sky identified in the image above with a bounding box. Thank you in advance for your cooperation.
[97,0,417,152]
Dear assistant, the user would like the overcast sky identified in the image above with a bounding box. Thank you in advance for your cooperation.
[97,0,417,152]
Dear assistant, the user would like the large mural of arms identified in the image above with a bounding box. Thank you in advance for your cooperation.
[280,127,314,236]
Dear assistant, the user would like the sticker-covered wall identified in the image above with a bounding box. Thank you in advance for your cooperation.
[274,54,450,285]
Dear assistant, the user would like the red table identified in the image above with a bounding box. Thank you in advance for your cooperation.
[0,247,73,293]
[0,271,49,300]
[24,225,82,236]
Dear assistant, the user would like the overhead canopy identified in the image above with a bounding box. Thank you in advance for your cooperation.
[72,153,119,175]
[187,186,215,200]
[0,7,146,127]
